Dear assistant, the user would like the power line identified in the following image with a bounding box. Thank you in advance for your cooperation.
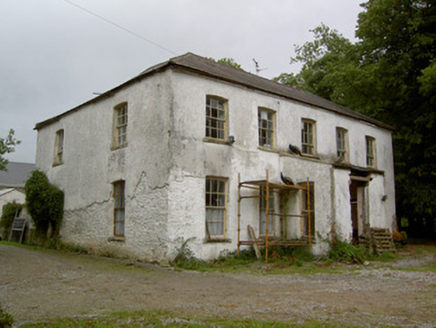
[62,0,178,56]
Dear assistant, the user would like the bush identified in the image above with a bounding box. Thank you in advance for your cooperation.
[0,306,13,328]
[25,170,64,241]
[0,202,23,240]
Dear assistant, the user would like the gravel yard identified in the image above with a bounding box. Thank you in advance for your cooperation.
[0,244,435,327]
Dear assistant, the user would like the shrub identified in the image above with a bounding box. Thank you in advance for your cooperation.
[0,306,13,328]
[0,202,23,240]
[25,170,64,240]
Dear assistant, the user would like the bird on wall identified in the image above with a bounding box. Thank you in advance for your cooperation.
[289,144,301,155]
[280,172,294,185]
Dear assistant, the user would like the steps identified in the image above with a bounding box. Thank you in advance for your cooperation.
[371,228,396,255]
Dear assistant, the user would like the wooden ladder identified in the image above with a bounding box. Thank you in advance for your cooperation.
[8,217,28,243]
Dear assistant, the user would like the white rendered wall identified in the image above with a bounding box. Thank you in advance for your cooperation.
[36,68,396,262]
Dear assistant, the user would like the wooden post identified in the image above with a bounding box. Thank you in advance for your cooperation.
[265,169,269,264]
[237,173,241,257]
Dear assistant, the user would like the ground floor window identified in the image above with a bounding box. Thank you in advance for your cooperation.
[259,188,275,236]
[113,180,125,237]
[205,177,227,239]
[300,182,315,237]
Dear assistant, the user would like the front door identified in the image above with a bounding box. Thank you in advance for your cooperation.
[349,178,368,244]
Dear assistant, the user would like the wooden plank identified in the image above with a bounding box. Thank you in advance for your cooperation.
[248,225,262,259]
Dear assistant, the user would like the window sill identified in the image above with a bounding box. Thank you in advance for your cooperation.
[205,238,232,243]
[111,143,128,151]
[108,236,125,243]
[258,146,279,154]
[203,137,233,146]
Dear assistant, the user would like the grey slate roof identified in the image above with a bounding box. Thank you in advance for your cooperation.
[35,52,393,131]
[0,162,35,189]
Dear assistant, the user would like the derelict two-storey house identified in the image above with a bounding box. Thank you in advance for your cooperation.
[35,53,396,262]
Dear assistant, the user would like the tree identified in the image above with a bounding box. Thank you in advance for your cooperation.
[0,129,20,171]
[277,0,436,237]
[25,170,64,240]
[207,57,244,70]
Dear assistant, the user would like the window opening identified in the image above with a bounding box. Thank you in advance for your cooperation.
[258,108,274,148]
[54,129,64,165]
[366,136,376,167]
[205,177,227,238]
[336,128,348,161]
[113,181,125,237]
[205,96,227,140]
[301,120,315,155]
[114,103,128,148]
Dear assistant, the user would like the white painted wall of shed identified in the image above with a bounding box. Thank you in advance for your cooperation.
[35,67,396,262]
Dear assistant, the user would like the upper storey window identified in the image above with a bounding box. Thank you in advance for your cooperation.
[366,136,376,167]
[113,103,128,149]
[336,127,348,162]
[53,129,64,166]
[258,108,275,149]
[205,96,227,141]
[301,119,316,156]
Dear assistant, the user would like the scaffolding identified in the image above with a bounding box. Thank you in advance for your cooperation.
[237,170,312,263]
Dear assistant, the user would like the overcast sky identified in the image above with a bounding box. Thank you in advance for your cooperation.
[1,0,363,164]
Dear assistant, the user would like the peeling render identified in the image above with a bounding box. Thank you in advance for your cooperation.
[35,54,396,263]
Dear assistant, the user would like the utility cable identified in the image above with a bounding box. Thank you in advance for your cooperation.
[62,0,178,55]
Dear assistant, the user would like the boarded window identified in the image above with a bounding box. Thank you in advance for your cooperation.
[54,129,64,165]
[205,177,227,238]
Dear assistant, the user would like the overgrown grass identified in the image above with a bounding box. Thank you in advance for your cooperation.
[20,309,361,327]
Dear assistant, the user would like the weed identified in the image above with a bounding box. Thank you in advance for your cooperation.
[171,238,210,271]
[0,306,14,328]
[327,238,373,264]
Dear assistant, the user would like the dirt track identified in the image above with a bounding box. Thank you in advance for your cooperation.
[0,244,435,327]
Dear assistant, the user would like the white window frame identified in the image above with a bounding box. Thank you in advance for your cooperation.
[205,177,227,239]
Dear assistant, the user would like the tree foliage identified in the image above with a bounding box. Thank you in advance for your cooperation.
[0,202,23,240]
[0,129,20,171]
[277,0,436,237]
[25,170,64,238]
[207,57,244,70]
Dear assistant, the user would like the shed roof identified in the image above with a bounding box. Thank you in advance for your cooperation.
[35,52,393,131]
[0,162,35,189]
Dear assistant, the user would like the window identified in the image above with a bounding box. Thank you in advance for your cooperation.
[205,177,227,239]
[258,108,275,149]
[366,136,376,167]
[205,96,227,140]
[300,182,315,237]
[336,127,348,161]
[113,103,128,148]
[113,181,125,237]
[54,129,64,165]
[301,119,316,155]
[259,188,275,236]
